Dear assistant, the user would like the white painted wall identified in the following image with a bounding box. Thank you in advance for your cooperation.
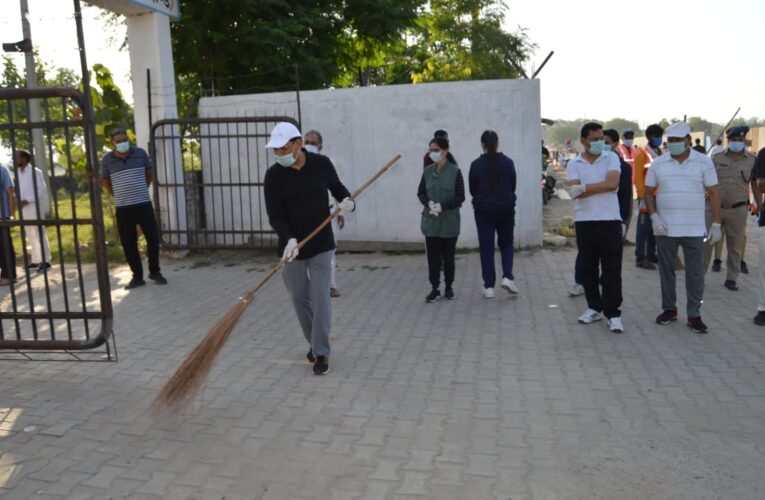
[124,12,186,244]
[199,79,542,248]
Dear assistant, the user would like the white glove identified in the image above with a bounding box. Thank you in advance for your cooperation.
[338,197,355,214]
[706,223,722,246]
[621,223,627,239]
[282,238,299,262]
[650,213,668,237]
[567,183,586,198]
[638,199,647,210]
[430,202,442,214]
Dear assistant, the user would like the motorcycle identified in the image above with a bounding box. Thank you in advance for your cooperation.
[541,162,556,205]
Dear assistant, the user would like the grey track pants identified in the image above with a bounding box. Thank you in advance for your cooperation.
[282,250,333,357]
[656,236,705,318]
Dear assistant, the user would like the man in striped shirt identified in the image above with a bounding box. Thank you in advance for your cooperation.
[101,129,166,289]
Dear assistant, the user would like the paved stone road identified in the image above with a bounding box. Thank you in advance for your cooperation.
[1,240,764,499]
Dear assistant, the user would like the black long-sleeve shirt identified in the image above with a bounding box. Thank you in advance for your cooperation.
[264,152,351,259]
[417,168,465,209]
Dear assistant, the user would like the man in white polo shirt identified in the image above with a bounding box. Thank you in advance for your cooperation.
[645,122,721,334]
[566,122,624,333]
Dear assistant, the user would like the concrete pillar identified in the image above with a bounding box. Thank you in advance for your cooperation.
[125,12,186,246]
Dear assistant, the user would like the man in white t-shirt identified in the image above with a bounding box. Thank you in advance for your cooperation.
[566,122,624,333]
[645,122,721,334]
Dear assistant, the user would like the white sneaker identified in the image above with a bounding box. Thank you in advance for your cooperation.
[484,287,495,299]
[568,283,585,296]
[501,277,519,295]
[607,317,624,333]
[577,308,602,324]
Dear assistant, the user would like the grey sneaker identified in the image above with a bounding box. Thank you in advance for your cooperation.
[577,308,602,324]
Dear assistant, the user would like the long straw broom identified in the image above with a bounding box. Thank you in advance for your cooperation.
[153,154,401,413]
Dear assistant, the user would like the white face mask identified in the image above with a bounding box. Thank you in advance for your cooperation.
[304,144,320,154]
[429,151,443,163]
[623,139,634,147]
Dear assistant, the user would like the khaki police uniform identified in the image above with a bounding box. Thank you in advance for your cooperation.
[704,149,757,281]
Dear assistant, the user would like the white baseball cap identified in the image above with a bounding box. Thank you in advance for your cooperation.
[665,122,691,139]
[265,122,302,148]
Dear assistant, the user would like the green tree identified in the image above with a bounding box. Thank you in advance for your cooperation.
[1,57,133,188]
[603,118,641,135]
[410,0,532,83]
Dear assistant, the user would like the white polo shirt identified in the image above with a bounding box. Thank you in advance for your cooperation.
[645,149,718,237]
[566,151,622,222]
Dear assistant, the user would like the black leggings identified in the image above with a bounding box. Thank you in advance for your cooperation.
[425,237,457,289]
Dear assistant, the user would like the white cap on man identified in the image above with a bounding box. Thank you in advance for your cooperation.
[266,122,302,148]
[665,122,691,138]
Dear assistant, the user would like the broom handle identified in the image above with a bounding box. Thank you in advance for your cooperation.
[241,154,401,302]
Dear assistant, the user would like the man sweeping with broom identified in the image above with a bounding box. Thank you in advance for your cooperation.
[264,122,355,375]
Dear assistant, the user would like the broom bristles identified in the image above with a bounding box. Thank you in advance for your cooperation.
[153,297,251,413]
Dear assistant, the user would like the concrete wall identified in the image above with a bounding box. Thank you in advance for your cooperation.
[198,79,542,248]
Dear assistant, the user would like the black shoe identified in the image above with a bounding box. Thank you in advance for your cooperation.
[687,316,708,334]
[36,262,51,273]
[741,261,749,274]
[647,256,659,264]
[711,259,722,272]
[754,311,765,326]
[444,287,455,300]
[313,356,329,375]
[724,280,738,291]
[124,277,146,290]
[425,289,440,303]
[636,260,657,270]
[655,309,678,325]
[148,273,168,285]
[26,262,40,270]
[306,349,315,363]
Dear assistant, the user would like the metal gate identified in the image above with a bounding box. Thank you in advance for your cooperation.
[0,87,115,361]
[150,116,298,250]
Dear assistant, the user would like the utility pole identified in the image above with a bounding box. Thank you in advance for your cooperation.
[19,0,50,188]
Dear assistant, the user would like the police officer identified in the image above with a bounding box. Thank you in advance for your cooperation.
[703,126,757,290]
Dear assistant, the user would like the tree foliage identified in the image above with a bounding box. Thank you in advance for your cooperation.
[169,0,532,105]
[1,56,132,187]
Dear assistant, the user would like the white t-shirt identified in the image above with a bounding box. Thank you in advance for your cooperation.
[566,151,622,222]
[645,149,718,237]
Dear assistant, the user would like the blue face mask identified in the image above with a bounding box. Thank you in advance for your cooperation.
[623,139,634,147]
[115,141,130,154]
[650,137,663,148]
[429,151,443,163]
[275,142,298,167]
[588,140,605,155]
[728,141,745,153]
[668,142,688,156]
[603,144,613,152]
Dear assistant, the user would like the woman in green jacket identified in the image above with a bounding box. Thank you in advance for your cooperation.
[417,136,466,302]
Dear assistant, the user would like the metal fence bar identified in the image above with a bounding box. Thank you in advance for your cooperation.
[0,87,114,356]
[150,116,296,250]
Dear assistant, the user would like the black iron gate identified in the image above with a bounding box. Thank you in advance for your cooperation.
[0,87,115,360]
[150,116,298,250]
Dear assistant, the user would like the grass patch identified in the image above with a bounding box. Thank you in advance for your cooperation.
[12,191,128,264]
[189,260,213,269]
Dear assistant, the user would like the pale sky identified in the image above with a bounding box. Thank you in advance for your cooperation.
[1,0,763,128]
[505,0,765,126]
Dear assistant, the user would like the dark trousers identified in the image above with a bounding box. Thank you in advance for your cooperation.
[575,221,623,318]
[115,203,160,279]
[635,212,656,262]
[425,237,457,289]
[475,210,515,288]
[0,225,16,280]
